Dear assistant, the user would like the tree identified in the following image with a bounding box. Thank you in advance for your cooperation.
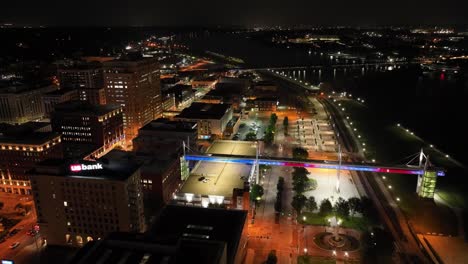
[283,116,289,128]
[283,116,289,135]
[292,147,308,160]
[274,199,282,213]
[308,178,318,191]
[265,250,278,264]
[291,194,307,215]
[306,196,318,212]
[348,197,362,216]
[335,197,350,218]
[319,199,333,216]
[277,177,284,192]
[245,132,257,141]
[292,167,310,194]
[270,113,278,127]
[250,184,264,202]
[361,196,378,222]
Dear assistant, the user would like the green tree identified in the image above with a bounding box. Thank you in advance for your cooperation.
[361,196,378,222]
[250,184,264,202]
[292,167,310,194]
[291,194,307,215]
[270,113,278,126]
[283,116,289,135]
[308,178,318,191]
[263,128,274,144]
[306,196,318,212]
[245,132,257,141]
[283,116,289,128]
[277,177,284,192]
[335,197,350,218]
[348,197,362,216]
[292,147,308,160]
[319,199,333,216]
[265,250,278,264]
[274,198,282,213]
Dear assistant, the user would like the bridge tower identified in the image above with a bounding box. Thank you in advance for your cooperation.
[414,149,437,199]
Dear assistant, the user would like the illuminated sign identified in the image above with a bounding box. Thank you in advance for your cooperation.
[70,163,103,172]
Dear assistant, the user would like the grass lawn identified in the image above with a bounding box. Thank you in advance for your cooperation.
[334,98,461,235]
[297,255,336,264]
[299,212,372,231]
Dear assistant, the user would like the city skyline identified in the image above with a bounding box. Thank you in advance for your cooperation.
[1,0,467,26]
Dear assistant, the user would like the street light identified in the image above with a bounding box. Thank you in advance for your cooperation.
[303,216,307,221]
[304,248,308,254]
[388,185,392,189]
[396,197,400,202]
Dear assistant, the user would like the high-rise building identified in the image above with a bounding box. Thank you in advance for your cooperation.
[58,62,104,89]
[51,101,124,159]
[103,54,162,145]
[29,156,146,247]
[57,62,106,105]
[0,83,59,124]
[0,122,62,194]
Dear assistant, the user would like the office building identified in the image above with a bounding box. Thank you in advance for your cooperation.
[51,101,124,159]
[0,122,62,194]
[69,205,248,264]
[175,103,233,139]
[29,156,146,247]
[58,62,104,89]
[42,88,79,117]
[164,84,194,109]
[106,150,183,211]
[133,118,197,156]
[103,54,162,145]
[0,83,59,124]
[57,62,106,105]
[246,97,279,112]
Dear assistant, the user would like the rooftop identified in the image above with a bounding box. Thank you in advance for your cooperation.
[206,140,257,156]
[149,205,247,264]
[52,100,121,116]
[139,118,197,133]
[69,205,247,264]
[180,161,249,198]
[29,151,141,181]
[176,103,231,120]
[0,122,58,145]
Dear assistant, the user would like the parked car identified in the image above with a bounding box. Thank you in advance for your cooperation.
[8,229,19,237]
[9,242,20,249]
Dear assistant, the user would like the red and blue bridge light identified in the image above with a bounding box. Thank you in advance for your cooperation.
[184,155,445,176]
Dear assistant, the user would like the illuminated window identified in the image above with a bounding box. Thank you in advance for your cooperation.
[64,201,68,207]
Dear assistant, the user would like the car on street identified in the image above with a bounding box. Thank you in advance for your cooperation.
[9,242,20,249]
[8,229,20,237]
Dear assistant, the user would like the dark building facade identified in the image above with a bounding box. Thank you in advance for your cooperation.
[51,101,124,159]
[0,122,62,194]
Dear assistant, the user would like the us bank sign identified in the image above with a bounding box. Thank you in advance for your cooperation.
[70,163,103,172]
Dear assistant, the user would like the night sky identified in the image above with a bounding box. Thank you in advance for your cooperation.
[1,0,467,26]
